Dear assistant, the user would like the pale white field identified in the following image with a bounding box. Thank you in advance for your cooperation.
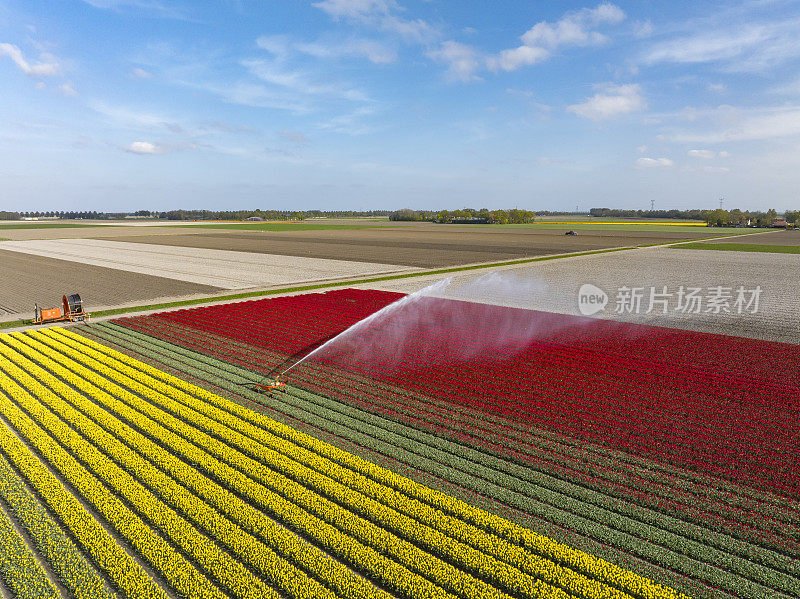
[0,239,418,290]
[356,247,800,344]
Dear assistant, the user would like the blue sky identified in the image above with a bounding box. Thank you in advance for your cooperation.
[1,1,799,212]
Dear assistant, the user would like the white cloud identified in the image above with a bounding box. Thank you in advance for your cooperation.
[312,0,389,20]
[688,149,715,159]
[243,59,369,101]
[567,83,645,120]
[197,81,313,113]
[131,67,152,78]
[59,83,78,97]
[707,82,726,93]
[430,3,626,80]
[769,77,800,96]
[381,15,437,43]
[632,19,653,39]
[521,3,624,49]
[642,18,800,72]
[635,157,673,168]
[313,0,438,43]
[256,35,291,57]
[80,1,188,19]
[0,42,59,76]
[279,130,310,144]
[428,41,481,82]
[718,150,730,158]
[125,141,162,154]
[636,145,647,153]
[486,3,624,73]
[669,106,800,143]
[486,45,549,72]
[91,101,185,130]
[318,106,377,135]
[284,36,397,64]
[644,27,766,64]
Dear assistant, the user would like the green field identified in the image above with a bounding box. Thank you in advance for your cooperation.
[489,223,768,233]
[534,216,707,223]
[673,242,800,254]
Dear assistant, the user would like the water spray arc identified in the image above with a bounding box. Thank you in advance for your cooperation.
[280,277,454,378]
[240,271,552,394]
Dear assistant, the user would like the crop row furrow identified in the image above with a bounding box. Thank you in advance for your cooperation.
[0,449,117,598]
[0,479,58,599]
[71,324,794,598]
[0,336,357,599]
[28,329,577,599]
[58,326,693,599]
[0,377,172,599]
[1,333,450,599]
[0,346,265,599]
[115,319,796,532]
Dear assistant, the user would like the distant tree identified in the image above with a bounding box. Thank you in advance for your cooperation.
[389,209,420,221]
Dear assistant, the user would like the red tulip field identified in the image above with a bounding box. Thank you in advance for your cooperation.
[70,287,799,599]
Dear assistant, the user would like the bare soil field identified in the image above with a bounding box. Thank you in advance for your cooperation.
[0,224,237,241]
[0,249,220,318]
[360,246,800,344]
[701,229,800,246]
[108,225,735,268]
[0,239,416,290]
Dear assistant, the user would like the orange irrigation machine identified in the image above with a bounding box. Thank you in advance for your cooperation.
[235,375,287,395]
[33,294,89,325]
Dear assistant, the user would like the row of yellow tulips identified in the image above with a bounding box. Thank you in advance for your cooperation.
[0,338,326,599]
[0,377,169,599]
[1,334,393,599]
[0,356,270,599]
[0,450,116,598]
[19,330,523,599]
[0,487,57,598]
[52,326,689,599]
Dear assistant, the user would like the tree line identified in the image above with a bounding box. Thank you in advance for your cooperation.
[591,207,797,227]
[0,209,392,221]
[389,208,537,224]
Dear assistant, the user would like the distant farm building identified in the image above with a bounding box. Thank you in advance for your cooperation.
[246,216,264,221]
[771,218,789,228]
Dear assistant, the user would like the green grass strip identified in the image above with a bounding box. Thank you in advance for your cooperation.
[670,243,800,254]
[492,224,769,232]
